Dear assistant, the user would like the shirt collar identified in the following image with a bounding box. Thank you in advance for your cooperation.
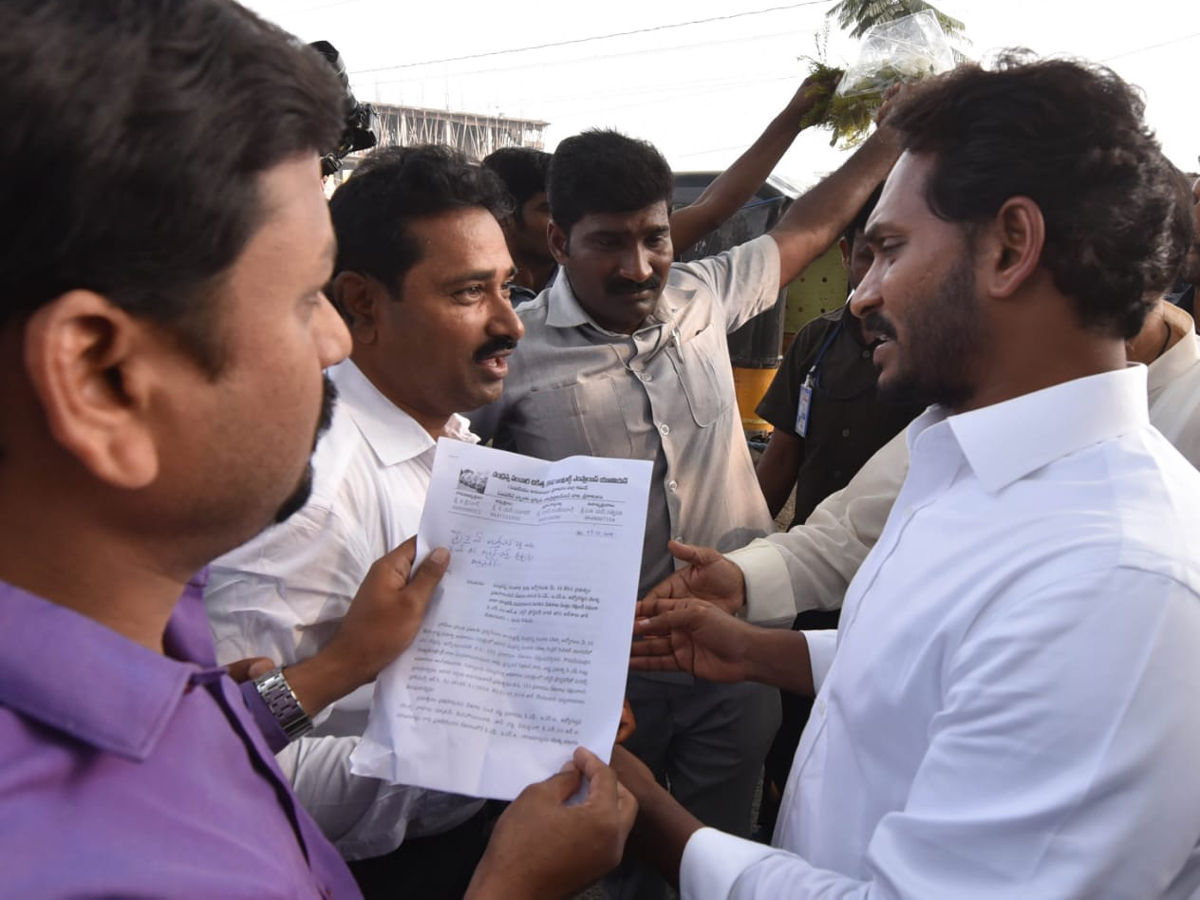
[329,359,478,467]
[0,579,197,761]
[908,366,1150,494]
[839,304,871,348]
[1147,310,1199,401]
[543,266,695,333]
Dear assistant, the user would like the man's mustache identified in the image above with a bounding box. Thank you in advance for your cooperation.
[606,273,662,296]
[861,312,897,343]
[474,335,519,362]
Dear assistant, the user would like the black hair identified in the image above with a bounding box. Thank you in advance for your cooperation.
[328,145,512,316]
[890,52,1190,339]
[0,0,345,372]
[547,129,674,237]
[1167,165,1199,284]
[481,147,551,223]
[844,184,885,248]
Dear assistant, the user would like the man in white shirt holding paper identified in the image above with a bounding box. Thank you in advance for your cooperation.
[614,54,1200,899]
[204,145,524,898]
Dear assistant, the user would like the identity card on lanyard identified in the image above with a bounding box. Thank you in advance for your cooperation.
[795,370,815,438]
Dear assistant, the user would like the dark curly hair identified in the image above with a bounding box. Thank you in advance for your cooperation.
[547,130,673,240]
[0,0,344,373]
[844,184,884,248]
[328,145,512,317]
[482,147,551,222]
[890,52,1190,339]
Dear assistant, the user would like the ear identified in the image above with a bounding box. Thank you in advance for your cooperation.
[981,196,1045,299]
[548,220,570,266]
[330,271,380,344]
[838,237,851,270]
[22,291,161,488]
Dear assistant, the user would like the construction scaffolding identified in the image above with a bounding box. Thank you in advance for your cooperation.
[371,103,548,161]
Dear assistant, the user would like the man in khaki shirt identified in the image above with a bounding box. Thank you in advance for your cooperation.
[472,124,901,899]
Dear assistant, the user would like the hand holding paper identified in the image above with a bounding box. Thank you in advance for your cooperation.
[352,440,652,800]
[273,538,450,723]
[465,747,636,900]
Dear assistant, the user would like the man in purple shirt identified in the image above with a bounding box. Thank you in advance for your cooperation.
[0,1,633,897]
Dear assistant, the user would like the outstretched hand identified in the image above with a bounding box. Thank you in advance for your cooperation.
[638,540,747,616]
[632,596,756,684]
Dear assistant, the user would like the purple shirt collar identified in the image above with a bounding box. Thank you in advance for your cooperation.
[0,578,214,760]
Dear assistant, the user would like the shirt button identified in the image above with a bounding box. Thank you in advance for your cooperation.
[640,372,653,383]
[659,423,671,436]
[862,349,871,359]
[668,480,678,492]
[841,429,851,438]
[673,535,683,542]
[816,698,827,715]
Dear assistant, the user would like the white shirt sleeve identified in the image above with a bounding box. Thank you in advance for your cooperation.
[801,630,838,693]
[729,429,910,624]
[207,497,483,856]
[206,502,374,677]
[276,736,480,861]
[681,827,871,900]
[681,567,1200,899]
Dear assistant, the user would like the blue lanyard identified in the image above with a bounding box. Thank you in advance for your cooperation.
[796,318,844,439]
[805,319,844,391]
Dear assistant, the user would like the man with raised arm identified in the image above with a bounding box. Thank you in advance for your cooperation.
[471,115,902,899]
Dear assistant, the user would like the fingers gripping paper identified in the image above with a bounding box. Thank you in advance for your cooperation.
[351,439,653,800]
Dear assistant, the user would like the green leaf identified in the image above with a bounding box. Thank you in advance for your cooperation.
[826,0,966,39]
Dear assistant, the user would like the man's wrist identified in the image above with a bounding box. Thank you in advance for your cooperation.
[627,779,702,884]
[280,643,364,722]
[464,857,539,900]
[251,666,314,741]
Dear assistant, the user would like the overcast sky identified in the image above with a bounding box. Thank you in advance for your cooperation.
[242,0,1198,186]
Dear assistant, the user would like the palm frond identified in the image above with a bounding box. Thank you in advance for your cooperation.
[826,0,966,39]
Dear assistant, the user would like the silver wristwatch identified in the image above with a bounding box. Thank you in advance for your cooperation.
[252,666,314,741]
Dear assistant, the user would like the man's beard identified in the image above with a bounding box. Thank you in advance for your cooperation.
[272,374,338,524]
[866,257,984,410]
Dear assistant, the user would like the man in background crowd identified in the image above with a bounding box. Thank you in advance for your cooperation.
[484,71,844,305]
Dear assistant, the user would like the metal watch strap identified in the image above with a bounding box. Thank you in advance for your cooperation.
[252,666,314,742]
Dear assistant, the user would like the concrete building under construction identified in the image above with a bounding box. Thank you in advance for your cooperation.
[328,103,548,188]
[372,103,547,159]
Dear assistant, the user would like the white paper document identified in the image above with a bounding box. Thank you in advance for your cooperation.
[351,438,652,800]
